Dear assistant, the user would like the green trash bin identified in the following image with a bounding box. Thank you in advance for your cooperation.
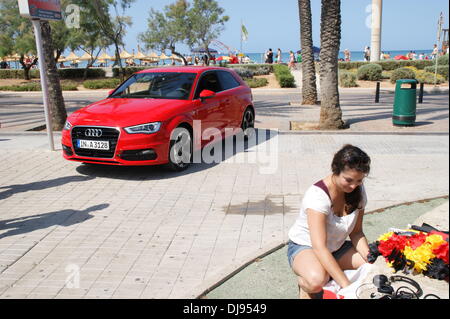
[393,79,418,126]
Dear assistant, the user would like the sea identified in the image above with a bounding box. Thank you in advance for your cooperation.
[244,49,435,64]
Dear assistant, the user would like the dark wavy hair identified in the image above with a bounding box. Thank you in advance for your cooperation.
[331,144,371,214]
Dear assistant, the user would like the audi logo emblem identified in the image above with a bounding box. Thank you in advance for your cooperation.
[85,128,103,137]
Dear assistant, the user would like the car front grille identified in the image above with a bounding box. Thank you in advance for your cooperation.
[71,126,120,159]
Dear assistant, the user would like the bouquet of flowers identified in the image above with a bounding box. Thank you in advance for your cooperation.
[368,227,449,281]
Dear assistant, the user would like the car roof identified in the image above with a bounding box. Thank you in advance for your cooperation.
[136,66,230,75]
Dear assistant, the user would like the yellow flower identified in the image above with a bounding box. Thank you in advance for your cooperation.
[404,245,435,273]
[378,232,394,241]
[425,234,446,250]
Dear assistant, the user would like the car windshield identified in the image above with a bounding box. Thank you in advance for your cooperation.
[110,72,196,100]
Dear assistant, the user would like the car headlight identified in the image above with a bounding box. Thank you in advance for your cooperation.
[124,122,161,134]
[64,120,72,130]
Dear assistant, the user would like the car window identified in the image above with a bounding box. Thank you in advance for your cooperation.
[217,71,241,90]
[111,72,196,100]
[194,72,222,98]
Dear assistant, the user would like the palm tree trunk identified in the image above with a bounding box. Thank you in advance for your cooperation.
[319,0,345,129]
[41,21,67,131]
[298,0,317,105]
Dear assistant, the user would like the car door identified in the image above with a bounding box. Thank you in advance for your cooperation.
[193,71,224,145]
[217,70,243,129]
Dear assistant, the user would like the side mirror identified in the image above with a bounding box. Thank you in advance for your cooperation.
[199,89,216,100]
[108,89,115,96]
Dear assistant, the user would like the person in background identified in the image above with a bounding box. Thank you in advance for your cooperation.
[288,51,296,69]
[287,144,371,299]
[265,48,273,64]
[343,49,351,62]
[431,44,439,59]
[276,48,282,64]
[364,46,370,62]
[0,58,8,69]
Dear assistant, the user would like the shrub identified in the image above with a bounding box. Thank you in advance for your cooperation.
[415,70,445,84]
[0,82,41,91]
[0,81,79,91]
[437,54,449,65]
[339,71,357,87]
[252,66,272,76]
[338,60,435,71]
[0,68,106,79]
[112,66,151,77]
[232,68,254,79]
[273,64,296,88]
[58,68,105,79]
[228,64,274,74]
[357,63,383,81]
[61,81,79,91]
[83,78,121,89]
[381,71,392,79]
[244,77,268,88]
[0,69,40,79]
[338,61,367,70]
[424,65,449,80]
[390,67,416,83]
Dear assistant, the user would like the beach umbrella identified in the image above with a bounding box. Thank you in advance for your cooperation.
[65,51,80,61]
[169,54,183,61]
[159,53,170,60]
[216,56,232,61]
[79,52,93,61]
[134,50,148,60]
[119,49,134,59]
[98,50,114,61]
[6,53,21,62]
[97,50,114,67]
[394,55,409,60]
[147,52,159,59]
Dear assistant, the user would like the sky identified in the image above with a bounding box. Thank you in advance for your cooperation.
[119,0,449,54]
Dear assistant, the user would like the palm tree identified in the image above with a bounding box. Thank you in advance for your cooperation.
[41,20,67,130]
[298,0,317,105]
[318,0,345,129]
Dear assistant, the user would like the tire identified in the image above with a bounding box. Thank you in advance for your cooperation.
[167,126,192,171]
[241,107,255,140]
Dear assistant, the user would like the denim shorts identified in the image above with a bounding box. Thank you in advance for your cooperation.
[287,240,353,268]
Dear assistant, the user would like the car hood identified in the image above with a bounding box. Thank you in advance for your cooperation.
[70,98,189,127]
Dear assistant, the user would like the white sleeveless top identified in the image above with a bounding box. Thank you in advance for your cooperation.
[288,181,367,252]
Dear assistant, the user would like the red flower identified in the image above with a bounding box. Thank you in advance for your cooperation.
[432,242,449,264]
[407,232,427,249]
[378,234,408,257]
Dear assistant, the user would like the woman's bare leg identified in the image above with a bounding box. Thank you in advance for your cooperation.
[291,249,330,298]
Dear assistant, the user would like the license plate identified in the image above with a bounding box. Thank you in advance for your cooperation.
[77,139,109,150]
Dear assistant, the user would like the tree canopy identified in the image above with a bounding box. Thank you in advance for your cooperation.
[139,0,229,65]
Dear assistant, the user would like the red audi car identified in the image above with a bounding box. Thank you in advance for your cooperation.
[61,66,255,171]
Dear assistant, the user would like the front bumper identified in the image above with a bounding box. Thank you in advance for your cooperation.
[61,125,170,166]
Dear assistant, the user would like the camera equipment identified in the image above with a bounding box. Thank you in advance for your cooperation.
[370,275,423,299]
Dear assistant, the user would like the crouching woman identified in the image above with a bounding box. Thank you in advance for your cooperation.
[287,144,371,299]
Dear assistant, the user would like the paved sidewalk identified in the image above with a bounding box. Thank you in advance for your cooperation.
[0,131,448,298]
